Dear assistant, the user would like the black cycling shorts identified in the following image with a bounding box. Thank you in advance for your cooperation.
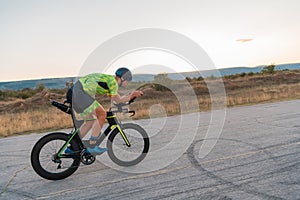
[67,81,96,114]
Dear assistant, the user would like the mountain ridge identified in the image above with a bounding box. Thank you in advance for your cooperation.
[1,63,300,90]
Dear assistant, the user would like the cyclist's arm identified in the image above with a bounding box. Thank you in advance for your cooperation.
[110,91,143,103]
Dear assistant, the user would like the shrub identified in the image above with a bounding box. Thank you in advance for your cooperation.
[262,64,276,74]
[153,73,172,91]
[186,77,192,83]
[35,83,46,92]
[197,76,204,81]
[240,72,246,77]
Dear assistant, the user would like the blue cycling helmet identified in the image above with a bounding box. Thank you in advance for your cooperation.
[115,67,132,81]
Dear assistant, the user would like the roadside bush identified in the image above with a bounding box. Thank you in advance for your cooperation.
[153,73,173,91]
[262,64,276,74]
[247,72,255,76]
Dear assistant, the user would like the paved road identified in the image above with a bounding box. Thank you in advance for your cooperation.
[0,100,300,199]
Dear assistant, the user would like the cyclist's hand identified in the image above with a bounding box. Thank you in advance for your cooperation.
[132,90,143,98]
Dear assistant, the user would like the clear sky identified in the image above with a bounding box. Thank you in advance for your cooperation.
[1,0,300,81]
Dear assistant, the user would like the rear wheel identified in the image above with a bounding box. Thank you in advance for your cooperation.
[107,123,150,166]
[31,132,81,180]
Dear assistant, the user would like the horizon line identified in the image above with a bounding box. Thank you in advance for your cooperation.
[1,62,299,83]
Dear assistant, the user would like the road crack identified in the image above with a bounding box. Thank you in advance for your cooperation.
[0,164,31,196]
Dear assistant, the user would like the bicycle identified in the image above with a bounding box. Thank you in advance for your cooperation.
[30,97,150,180]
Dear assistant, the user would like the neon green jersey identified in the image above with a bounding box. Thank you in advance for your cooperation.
[79,73,118,96]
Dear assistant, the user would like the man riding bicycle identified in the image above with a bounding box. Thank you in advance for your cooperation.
[67,68,143,154]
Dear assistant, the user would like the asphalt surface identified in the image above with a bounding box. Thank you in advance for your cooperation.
[0,100,300,200]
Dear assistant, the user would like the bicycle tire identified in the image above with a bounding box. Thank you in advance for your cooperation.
[107,123,150,166]
[31,132,81,180]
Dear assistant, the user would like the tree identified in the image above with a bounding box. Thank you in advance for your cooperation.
[154,73,171,82]
[35,83,46,92]
[186,77,192,83]
[262,64,276,74]
[153,73,172,91]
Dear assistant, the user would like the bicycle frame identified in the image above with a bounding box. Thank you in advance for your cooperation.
[56,111,131,158]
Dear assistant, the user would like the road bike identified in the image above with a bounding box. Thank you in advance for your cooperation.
[31,97,150,180]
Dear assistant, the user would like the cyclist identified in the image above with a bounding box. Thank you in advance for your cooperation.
[66,68,143,154]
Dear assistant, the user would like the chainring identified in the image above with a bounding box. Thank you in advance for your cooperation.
[80,150,96,165]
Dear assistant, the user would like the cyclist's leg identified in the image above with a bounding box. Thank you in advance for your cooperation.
[89,105,107,145]
[80,103,108,154]
[79,113,94,138]
[78,100,107,146]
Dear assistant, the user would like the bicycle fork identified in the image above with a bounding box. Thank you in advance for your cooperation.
[111,124,131,147]
[106,112,131,147]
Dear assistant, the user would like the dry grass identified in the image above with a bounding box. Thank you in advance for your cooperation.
[2,70,300,137]
[0,108,73,137]
[226,83,300,106]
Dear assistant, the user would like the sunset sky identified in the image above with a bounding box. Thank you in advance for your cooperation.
[1,0,300,81]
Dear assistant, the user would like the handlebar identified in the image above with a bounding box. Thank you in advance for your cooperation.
[110,97,137,116]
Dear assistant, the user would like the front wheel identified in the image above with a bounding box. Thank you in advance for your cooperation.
[31,132,81,180]
[107,123,150,166]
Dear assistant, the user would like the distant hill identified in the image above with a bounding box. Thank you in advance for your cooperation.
[0,77,77,91]
[1,63,300,90]
[169,63,300,80]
